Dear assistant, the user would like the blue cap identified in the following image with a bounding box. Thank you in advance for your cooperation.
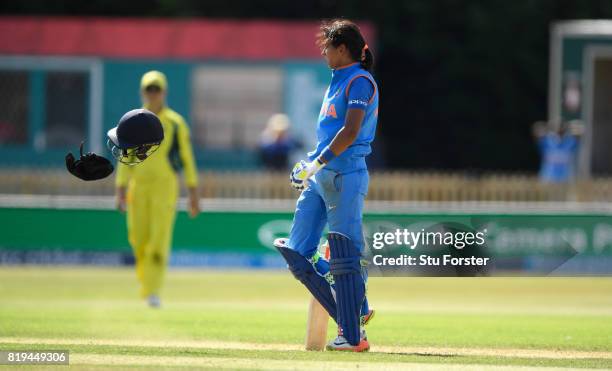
[107,109,164,149]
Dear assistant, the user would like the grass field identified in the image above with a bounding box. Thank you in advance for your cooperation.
[0,267,611,370]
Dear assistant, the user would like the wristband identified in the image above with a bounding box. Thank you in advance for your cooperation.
[320,146,337,163]
[309,158,326,174]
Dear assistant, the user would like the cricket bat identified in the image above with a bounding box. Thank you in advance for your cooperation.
[305,297,329,350]
[305,243,331,351]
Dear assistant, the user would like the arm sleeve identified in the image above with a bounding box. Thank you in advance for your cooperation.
[347,77,375,110]
[115,161,133,187]
[177,117,199,188]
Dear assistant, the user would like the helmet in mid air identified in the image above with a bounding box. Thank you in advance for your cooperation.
[107,109,164,165]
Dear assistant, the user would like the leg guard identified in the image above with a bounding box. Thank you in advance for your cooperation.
[274,238,337,322]
[329,233,365,346]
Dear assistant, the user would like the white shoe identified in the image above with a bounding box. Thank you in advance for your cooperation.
[326,335,370,352]
[147,295,161,308]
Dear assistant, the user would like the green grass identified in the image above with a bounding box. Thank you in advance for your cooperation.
[0,267,611,369]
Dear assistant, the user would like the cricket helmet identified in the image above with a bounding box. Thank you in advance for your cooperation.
[106,108,164,165]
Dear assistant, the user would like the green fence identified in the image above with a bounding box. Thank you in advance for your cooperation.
[1,203,612,275]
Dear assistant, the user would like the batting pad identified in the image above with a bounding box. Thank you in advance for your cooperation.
[274,239,338,322]
[328,233,365,346]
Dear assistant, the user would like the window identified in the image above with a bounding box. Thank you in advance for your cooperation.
[0,71,28,145]
[191,66,283,149]
[45,72,87,148]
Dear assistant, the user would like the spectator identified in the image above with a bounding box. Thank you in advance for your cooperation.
[259,113,299,170]
[533,120,583,183]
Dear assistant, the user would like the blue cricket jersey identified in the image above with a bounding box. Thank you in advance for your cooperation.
[538,134,578,183]
[308,62,379,173]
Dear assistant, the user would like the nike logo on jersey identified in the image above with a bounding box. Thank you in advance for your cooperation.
[329,89,341,100]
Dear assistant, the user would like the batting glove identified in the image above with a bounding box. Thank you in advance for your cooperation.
[290,159,325,191]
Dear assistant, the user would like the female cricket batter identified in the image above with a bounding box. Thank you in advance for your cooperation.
[275,19,378,352]
[115,71,200,308]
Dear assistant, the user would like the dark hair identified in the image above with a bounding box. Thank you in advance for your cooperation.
[317,19,374,72]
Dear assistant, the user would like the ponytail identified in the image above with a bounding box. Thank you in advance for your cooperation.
[360,45,374,72]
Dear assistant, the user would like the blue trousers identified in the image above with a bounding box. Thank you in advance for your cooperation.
[288,168,370,317]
